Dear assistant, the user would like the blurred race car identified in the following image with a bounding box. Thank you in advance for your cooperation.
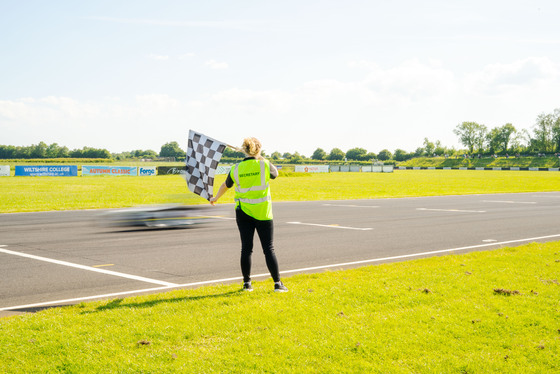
[101,204,223,228]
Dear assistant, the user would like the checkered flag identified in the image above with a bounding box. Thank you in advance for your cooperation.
[185,130,227,200]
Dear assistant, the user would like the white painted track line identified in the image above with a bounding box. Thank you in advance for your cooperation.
[287,221,373,231]
[417,208,486,213]
[0,247,178,287]
[322,204,379,208]
[278,233,560,274]
[3,233,560,312]
[483,200,537,204]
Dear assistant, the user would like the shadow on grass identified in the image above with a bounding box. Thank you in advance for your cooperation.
[2,289,243,316]
[80,289,244,314]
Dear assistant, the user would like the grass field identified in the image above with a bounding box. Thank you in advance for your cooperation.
[1,170,559,373]
[1,242,559,373]
[2,170,560,213]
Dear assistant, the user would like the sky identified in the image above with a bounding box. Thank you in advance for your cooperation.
[1,0,559,156]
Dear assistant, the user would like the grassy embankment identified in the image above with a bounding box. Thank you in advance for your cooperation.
[398,156,560,168]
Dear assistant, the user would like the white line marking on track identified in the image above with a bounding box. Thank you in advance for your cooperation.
[417,208,486,213]
[0,247,178,287]
[0,286,174,312]
[0,278,246,312]
[322,204,379,208]
[483,200,537,204]
[277,233,560,274]
[2,233,560,312]
[287,221,373,231]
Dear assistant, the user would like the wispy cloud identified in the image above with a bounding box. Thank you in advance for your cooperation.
[179,53,196,60]
[148,54,169,61]
[205,60,229,70]
[401,34,560,45]
[86,16,269,31]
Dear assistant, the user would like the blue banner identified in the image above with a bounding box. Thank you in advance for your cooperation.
[138,166,157,176]
[82,165,138,176]
[15,165,78,177]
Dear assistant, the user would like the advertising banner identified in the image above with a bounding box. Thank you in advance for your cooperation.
[15,165,78,177]
[0,165,9,176]
[138,166,157,176]
[157,166,186,175]
[82,165,138,176]
[295,165,330,173]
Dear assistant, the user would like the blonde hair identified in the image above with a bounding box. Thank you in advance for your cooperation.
[242,137,262,158]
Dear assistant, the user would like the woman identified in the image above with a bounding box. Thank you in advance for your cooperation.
[210,137,288,293]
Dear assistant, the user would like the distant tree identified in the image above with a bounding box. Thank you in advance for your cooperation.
[59,146,70,158]
[393,149,409,161]
[552,108,560,152]
[364,152,376,161]
[84,147,110,158]
[271,151,282,160]
[130,149,158,159]
[486,128,500,154]
[423,138,435,156]
[486,124,516,154]
[45,143,66,158]
[532,109,560,153]
[476,125,488,153]
[454,122,487,154]
[0,145,16,158]
[345,147,368,161]
[223,147,245,159]
[499,124,517,153]
[113,151,131,160]
[289,152,304,164]
[160,141,185,158]
[30,142,48,158]
[70,146,111,158]
[69,148,83,158]
[413,147,425,157]
[327,148,345,161]
[377,149,392,161]
[282,152,292,159]
[434,140,446,156]
[311,148,327,160]
[513,129,531,153]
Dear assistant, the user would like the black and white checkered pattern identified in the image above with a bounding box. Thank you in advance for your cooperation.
[185,130,227,200]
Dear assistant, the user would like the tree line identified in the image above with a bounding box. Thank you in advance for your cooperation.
[0,143,112,159]
[0,141,185,160]
[453,108,560,155]
[273,107,560,163]
[2,108,559,162]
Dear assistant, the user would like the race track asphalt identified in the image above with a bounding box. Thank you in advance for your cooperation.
[2,192,560,316]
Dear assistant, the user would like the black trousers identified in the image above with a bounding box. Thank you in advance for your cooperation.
[235,207,280,283]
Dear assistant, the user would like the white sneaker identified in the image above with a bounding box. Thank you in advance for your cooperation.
[274,282,288,293]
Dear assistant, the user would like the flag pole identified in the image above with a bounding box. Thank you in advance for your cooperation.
[225,143,244,153]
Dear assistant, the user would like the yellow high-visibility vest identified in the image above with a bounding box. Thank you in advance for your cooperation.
[231,159,272,220]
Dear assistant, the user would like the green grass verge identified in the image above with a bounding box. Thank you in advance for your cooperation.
[1,242,559,373]
[2,170,560,213]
